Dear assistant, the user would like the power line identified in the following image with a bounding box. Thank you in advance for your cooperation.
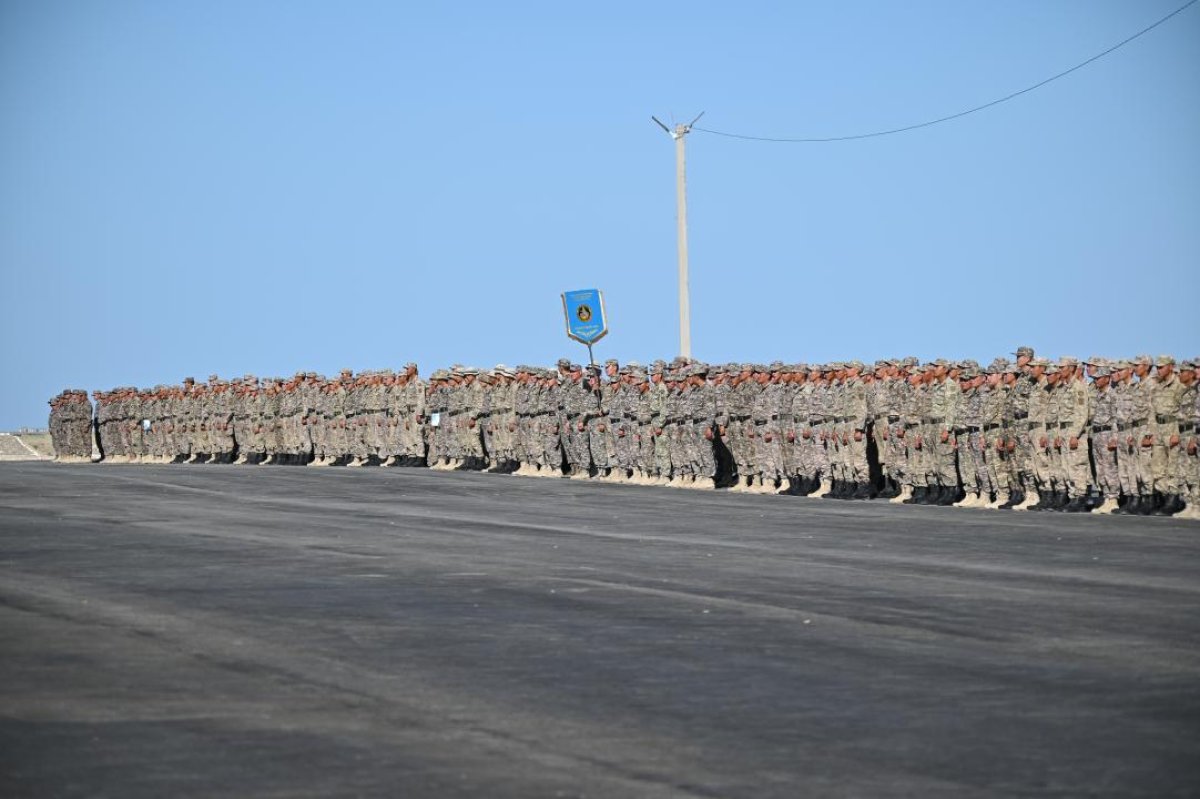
[694,0,1197,143]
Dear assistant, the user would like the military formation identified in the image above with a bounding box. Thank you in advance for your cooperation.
[49,348,1199,519]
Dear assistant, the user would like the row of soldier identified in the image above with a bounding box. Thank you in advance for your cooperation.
[49,349,1199,518]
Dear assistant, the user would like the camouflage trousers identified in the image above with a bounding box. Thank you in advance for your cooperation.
[1151,423,1182,494]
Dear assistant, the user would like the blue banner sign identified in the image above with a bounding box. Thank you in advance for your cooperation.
[561,289,608,345]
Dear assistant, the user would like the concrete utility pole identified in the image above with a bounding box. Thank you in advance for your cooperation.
[653,112,703,360]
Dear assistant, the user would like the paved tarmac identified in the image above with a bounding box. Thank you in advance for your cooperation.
[1,462,1198,797]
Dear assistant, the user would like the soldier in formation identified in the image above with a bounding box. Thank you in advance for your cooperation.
[47,389,94,461]
[53,350,1198,519]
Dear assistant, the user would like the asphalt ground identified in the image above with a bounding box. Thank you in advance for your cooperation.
[1,462,1198,798]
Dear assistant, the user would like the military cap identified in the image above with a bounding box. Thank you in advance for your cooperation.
[1133,354,1153,365]
[902,357,919,368]
[1156,354,1176,366]
[1014,346,1035,358]
[1058,356,1078,366]
[570,363,583,372]
[1004,362,1023,374]
[1085,356,1108,367]
[845,360,864,370]
[693,362,710,375]
[1031,357,1051,367]
[1112,359,1132,370]
[556,358,571,369]
[404,362,417,370]
[1179,358,1196,370]
[1092,364,1113,377]
[651,361,666,374]
[604,358,619,367]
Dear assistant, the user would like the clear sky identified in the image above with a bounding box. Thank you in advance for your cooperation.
[1,1,1197,429]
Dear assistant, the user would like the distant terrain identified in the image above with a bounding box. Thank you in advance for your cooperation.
[0,432,53,461]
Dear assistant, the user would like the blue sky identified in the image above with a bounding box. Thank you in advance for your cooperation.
[1,0,1197,428]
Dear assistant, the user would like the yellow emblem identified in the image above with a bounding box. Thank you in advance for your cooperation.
[576,304,592,323]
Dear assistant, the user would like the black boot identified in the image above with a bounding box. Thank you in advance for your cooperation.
[1154,494,1182,516]
[1135,495,1155,515]
[905,486,925,505]
[1063,495,1087,513]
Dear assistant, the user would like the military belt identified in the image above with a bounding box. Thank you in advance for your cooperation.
[1156,414,1173,424]
[888,415,901,422]
[754,420,767,426]
[1131,418,1148,426]
[964,426,980,432]
[1180,423,1195,433]
[770,414,780,420]
[1091,424,1113,433]
[1013,411,1029,420]
[926,417,945,425]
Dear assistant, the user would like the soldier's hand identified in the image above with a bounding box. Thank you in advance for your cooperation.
[802,428,812,440]
[577,421,585,432]
[879,429,888,440]
[1106,439,1118,451]
[617,428,625,438]
[1053,436,1063,449]
[914,435,922,449]
[853,430,863,442]
[508,423,516,432]
[718,425,726,436]
[1068,436,1079,450]
[653,427,662,436]
[1169,433,1180,448]
[1141,434,1154,448]
[598,423,606,433]
[1038,436,1048,449]
[841,433,849,445]
[939,430,949,444]
[895,428,905,439]
[704,429,713,441]
[764,433,773,443]
[1188,439,1198,455]
[1006,439,1016,453]
[467,419,476,428]
[995,438,1004,451]
[786,431,795,443]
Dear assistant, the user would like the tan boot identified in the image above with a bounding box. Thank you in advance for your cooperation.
[1012,491,1038,512]
[986,491,1008,509]
[1091,496,1118,514]
[890,484,912,504]
[812,479,833,498]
